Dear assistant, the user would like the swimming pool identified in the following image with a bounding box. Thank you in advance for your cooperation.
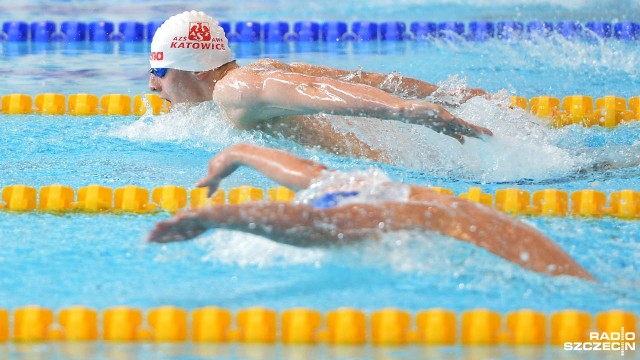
[1,0,639,359]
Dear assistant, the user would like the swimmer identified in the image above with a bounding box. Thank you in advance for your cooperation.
[148,143,594,280]
[148,11,492,160]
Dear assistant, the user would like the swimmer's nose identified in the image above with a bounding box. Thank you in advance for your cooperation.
[149,75,161,93]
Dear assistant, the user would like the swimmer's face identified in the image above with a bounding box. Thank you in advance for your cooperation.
[149,69,207,105]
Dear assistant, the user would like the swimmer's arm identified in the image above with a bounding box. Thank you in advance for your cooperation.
[394,194,595,280]
[286,62,438,97]
[286,62,488,101]
[196,143,328,195]
[148,203,372,246]
[230,71,491,143]
[147,200,594,280]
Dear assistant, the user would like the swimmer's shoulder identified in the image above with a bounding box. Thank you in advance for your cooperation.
[243,58,291,71]
[217,59,288,85]
[215,59,297,100]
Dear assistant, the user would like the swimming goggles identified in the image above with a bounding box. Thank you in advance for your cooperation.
[149,67,169,78]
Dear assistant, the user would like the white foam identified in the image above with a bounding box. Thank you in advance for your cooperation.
[109,101,265,149]
[325,86,589,180]
[364,0,613,10]
[450,92,589,181]
[108,82,638,182]
[192,228,550,285]
[503,35,640,79]
[196,230,328,268]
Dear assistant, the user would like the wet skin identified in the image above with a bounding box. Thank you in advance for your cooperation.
[148,143,594,281]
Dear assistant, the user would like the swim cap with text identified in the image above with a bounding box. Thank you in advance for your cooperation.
[150,11,232,72]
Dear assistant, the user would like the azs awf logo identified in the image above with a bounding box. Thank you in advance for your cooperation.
[188,22,211,41]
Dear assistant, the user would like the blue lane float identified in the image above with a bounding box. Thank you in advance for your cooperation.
[322,21,348,42]
[438,21,465,39]
[526,21,554,37]
[2,21,29,41]
[116,21,145,42]
[30,21,56,42]
[88,21,114,42]
[352,21,379,41]
[293,21,320,41]
[2,20,640,43]
[468,21,495,41]
[586,21,612,38]
[233,21,262,42]
[60,21,88,41]
[380,21,407,41]
[410,21,437,40]
[556,21,582,39]
[614,21,639,40]
[496,21,524,39]
[264,21,290,42]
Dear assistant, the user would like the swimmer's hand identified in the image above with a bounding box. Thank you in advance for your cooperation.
[437,113,492,144]
[148,210,209,243]
[196,176,222,197]
[195,146,244,196]
[417,105,493,143]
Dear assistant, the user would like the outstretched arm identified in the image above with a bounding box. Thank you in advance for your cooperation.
[196,143,329,196]
[216,70,492,143]
[398,196,594,280]
[287,62,440,97]
[406,187,594,279]
[148,199,594,280]
[148,203,362,247]
[283,61,488,102]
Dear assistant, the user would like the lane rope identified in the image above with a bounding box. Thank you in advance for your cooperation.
[1,20,638,43]
[1,184,639,218]
[2,93,640,130]
[0,306,636,346]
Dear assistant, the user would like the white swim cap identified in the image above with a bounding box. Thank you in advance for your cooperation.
[150,11,232,71]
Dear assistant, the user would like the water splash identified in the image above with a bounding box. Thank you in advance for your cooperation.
[192,228,607,303]
[512,35,640,80]
[196,230,327,268]
[330,88,591,180]
[193,227,510,274]
[428,74,476,106]
[452,92,589,180]
[362,0,587,7]
[107,91,640,182]
[186,224,638,311]
[109,101,269,150]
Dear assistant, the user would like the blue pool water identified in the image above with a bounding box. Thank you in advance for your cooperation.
[1,1,640,359]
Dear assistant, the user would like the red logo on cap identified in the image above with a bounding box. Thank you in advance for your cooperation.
[188,22,212,41]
